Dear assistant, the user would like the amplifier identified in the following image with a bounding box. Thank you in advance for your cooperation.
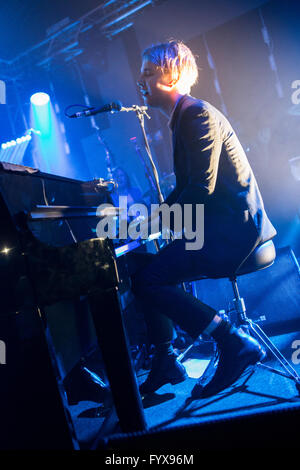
[194,246,300,336]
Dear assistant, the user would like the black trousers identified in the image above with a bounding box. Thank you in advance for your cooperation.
[130,212,260,346]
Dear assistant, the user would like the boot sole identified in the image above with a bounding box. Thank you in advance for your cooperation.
[140,372,187,395]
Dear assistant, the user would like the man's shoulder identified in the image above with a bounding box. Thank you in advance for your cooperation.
[175,97,222,129]
[178,96,231,131]
[179,96,219,118]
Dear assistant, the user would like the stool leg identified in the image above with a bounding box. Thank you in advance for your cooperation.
[231,278,248,326]
[246,318,300,386]
[230,279,300,394]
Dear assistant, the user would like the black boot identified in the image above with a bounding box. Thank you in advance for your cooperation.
[191,327,266,399]
[139,351,187,395]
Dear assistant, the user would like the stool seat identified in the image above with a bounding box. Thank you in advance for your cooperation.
[233,239,276,278]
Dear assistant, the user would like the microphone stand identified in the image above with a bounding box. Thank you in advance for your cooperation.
[121,105,164,205]
[123,106,190,287]
[130,137,158,203]
[94,125,115,181]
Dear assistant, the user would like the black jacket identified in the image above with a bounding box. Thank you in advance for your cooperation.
[165,95,276,269]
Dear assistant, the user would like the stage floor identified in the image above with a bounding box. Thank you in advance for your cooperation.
[68,331,300,450]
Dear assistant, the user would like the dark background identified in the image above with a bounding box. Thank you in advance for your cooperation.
[0,0,299,255]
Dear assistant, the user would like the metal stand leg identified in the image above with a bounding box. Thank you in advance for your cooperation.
[231,278,300,394]
[88,287,147,433]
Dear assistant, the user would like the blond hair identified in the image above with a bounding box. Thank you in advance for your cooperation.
[142,40,198,94]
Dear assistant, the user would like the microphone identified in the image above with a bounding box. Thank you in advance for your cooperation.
[69,101,122,118]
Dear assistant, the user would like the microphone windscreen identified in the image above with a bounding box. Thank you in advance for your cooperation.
[111,101,122,111]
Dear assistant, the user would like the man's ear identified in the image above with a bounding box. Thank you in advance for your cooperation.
[167,76,179,88]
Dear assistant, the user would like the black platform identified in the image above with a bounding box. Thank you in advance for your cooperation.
[68,331,300,451]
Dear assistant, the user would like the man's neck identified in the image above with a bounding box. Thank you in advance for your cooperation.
[159,92,184,119]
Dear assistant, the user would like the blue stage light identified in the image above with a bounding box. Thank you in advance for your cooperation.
[30,92,50,106]
[1,133,33,153]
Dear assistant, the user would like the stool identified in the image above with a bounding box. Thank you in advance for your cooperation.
[229,239,300,394]
[179,240,300,395]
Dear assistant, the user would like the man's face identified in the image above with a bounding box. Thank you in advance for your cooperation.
[138,58,172,108]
